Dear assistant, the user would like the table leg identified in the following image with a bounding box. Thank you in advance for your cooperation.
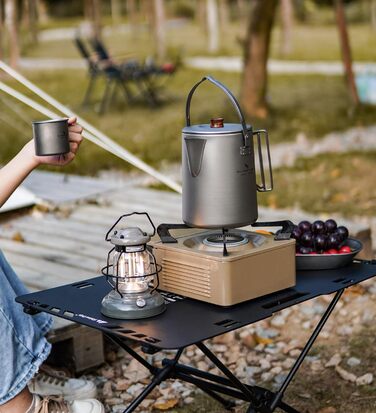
[269,289,344,411]
[103,336,184,413]
[121,361,179,413]
[105,333,157,374]
[104,289,343,413]
[196,342,259,404]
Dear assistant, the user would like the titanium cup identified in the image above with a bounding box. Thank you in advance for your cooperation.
[32,118,70,156]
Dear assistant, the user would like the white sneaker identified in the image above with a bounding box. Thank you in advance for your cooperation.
[29,365,97,401]
[32,394,104,413]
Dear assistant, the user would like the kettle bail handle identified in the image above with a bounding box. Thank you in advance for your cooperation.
[185,75,251,153]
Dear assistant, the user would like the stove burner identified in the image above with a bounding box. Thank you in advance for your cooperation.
[203,233,249,248]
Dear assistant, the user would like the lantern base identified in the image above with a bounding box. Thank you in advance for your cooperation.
[101,289,166,320]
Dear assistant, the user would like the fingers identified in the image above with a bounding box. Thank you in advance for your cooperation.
[68,118,83,148]
[68,131,83,144]
[68,123,83,133]
[66,119,83,163]
[62,151,76,165]
[69,142,79,154]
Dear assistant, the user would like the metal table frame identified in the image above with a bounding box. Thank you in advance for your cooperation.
[17,260,376,413]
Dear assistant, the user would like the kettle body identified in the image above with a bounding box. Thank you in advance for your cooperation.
[182,76,273,229]
[183,124,258,228]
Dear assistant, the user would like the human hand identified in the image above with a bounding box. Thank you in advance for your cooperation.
[23,117,83,167]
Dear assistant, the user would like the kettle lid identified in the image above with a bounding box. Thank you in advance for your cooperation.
[183,122,251,136]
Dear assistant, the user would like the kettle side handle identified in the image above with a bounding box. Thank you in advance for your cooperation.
[185,76,251,154]
[254,129,273,192]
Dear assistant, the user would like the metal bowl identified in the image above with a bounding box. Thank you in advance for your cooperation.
[296,238,363,271]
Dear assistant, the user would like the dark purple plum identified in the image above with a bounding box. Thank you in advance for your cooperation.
[298,220,311,233]
[300,231,314,247]
[336,226,349,242]
[298,246,313,254]
[291,226,302,242]
[312,220,325,234]
[314,234,327,252]
[325,219,337,233]
[327,233,341,250]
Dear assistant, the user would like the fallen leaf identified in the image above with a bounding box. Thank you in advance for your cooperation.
[317,407,337,413]
[330,168,341,178]
[12,231,25,243]
[330,193,348,203]
[35,204,51,213]
[344,284,366,296]
[153,399,179,410]
[253,333,273,345]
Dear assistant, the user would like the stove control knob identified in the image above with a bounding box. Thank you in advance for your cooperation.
[136,298,146,308]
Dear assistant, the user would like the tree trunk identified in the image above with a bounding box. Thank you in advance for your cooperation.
[218,0,229,30]
[371,0,376,31]
[29,0,38,43]
[334,0,359,106]
[91,0,102,40]
[84,0,91,20]
[241,0,278,118]
[196,0,207,31]
[140,0,153,27]
[206,0,219,53]
[5,0,20,68]
[36,0,49,24]
[153,0,166,61]
[280,0,293,57]
[22,0,38,43]
[236,0,247,20]
[111,0,121,25]
[126,0,137,24]
[0,0,4,60]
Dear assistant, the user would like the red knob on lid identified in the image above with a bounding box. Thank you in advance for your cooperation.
[210,118,224,128]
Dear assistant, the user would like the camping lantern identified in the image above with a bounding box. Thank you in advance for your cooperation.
[101,212,166,319]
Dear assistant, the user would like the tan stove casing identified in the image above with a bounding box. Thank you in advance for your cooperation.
[152,229,296,306]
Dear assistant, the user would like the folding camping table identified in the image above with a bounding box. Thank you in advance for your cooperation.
[16,260,376,413]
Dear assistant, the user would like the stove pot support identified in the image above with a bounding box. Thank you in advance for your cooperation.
[182,76,273,229]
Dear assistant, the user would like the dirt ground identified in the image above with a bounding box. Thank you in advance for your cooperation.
[175,288,376,413]
[173,327,376,413]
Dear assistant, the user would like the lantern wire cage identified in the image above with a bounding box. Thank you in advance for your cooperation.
[101,245,162,298]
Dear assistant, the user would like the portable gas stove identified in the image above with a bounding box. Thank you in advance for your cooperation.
[152,221,296,306]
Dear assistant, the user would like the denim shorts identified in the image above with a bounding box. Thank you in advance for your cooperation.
[0,249,52,404]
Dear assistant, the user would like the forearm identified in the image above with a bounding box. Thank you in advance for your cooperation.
[0,144,39,208]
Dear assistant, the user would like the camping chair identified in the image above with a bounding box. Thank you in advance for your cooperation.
[74,37,101,108]
[74,37,134,113]
[89,38,169,107]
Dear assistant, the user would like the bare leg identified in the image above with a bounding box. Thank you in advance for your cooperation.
[0,388,33,413]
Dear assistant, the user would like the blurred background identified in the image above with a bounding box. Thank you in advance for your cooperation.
[0,0,375,220]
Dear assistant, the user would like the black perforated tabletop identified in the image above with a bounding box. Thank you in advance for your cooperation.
[16,261,376,350]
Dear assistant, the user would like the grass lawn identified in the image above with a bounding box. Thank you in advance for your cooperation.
[258,151,376,218]
[1,68,375,176]
[21,19,376,63]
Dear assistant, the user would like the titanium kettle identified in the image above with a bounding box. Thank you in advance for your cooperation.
[182,76,273,229]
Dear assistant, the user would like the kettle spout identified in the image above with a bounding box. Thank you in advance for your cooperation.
[184,138,206,177]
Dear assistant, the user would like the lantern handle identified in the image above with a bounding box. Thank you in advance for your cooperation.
[105,212,156,241]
